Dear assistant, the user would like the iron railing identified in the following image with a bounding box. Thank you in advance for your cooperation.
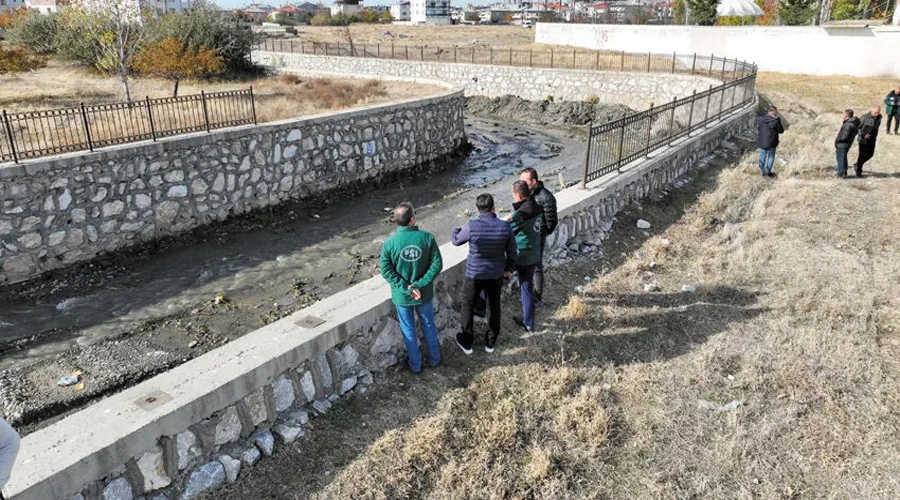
[0,88,257,164]
[583,68,757,183]
[256,38,754,81]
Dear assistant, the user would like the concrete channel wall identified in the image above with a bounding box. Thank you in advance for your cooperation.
[253,51,721,110]
[0,89,466,285]
[535,22,900,78]
[4,95,757,500]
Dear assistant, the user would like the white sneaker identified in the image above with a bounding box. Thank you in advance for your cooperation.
[456,339,473,355]
[484,345,495,353]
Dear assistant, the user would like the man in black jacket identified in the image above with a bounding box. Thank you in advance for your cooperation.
[835,109,860,178]
[884,87,900,134]
[520,168,558,303]
[757,106,785,178]
[854,106,882,178]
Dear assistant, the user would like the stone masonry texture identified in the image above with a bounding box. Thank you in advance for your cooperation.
[0,90,465,284]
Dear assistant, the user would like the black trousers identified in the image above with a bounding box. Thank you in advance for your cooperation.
[855,142,876,175]
[534,232,547,302]
[458,277,503,349]
[887,113,900,133]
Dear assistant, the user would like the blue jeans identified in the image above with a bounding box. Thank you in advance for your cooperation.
[836,147,849,176]
[395,301,440,373]
[517,264,537,330]
[758,148,776,174]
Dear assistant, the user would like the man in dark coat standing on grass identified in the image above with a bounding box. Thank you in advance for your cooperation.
[452,193,517,355]
[519,168,557,303]
[509,181,543,333]
[884,86,900,134]
[757,105,785,178]
[854,106,882,178]
[835,109,860,179]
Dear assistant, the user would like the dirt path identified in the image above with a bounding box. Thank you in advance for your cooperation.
[209,74,900,498]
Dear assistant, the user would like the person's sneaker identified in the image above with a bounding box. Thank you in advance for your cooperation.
[484,344,495,353]
[455,338,473,355]
[766,172,777,178]
[513,316,532,332]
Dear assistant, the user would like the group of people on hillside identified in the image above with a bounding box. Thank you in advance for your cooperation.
[378,168,558,373]
[757,86,900,178]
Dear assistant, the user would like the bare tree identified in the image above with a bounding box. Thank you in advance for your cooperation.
[339,24,356,56]
[63,0,149,102]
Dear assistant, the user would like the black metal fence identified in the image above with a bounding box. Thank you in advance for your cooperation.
[583,63,757,184]
[257,38,754,81]
[0,88,257,164]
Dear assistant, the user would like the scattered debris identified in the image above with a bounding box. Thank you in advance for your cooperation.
[188,340,199,348]
[214,295,227,306]
[644,283,660,292]
[681,285,696,293]
[636,219,651,229]
[57,369,83,387]
[698,399,743,411]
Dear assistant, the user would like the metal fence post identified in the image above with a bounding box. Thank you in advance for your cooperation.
[249,86,257,125]
[572,48,576,68]
[391,43,394,58]
[671,51,676,73]
[645,103,654,157]
[620,50,625,71]
[647,51,651,72]
[325,43,329,56]
[146,96,156,141]
[691,53,696,74]
[582,120,593,185]
[732,59,738,80]
[687,90,696,133]
[718,85,725,119]
[405,45,409,60]
[490,47,493,64]
[595,51,599,70]
[80,103,93,151]
[530,48,533,67]
[708,54,714,76]
[2,110,18,164]
[201,91,211,133]
[550,49,554,68]
[454,46,457,63]
[721,57,726,79]
[509,47,513,65]
[616,113,626,172]
[704,85,712,125]
[667,96,676,146]
[420,45,424,61]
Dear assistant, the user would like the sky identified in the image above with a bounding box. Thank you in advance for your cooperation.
[211,0,474,10]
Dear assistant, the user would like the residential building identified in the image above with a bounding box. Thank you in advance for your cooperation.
[331,0,361,16]
[24,0,56,13]
[269,3,318,22]
[140,0,191,13]
[240,3,276,22]
[0,0,26,14]
[390,0,409,20]
[410,0,450,24]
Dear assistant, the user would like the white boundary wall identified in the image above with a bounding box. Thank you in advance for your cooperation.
[536,23,900,77]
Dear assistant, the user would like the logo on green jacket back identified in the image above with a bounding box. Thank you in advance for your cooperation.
[400,245,423,262]
[533,215,543,233]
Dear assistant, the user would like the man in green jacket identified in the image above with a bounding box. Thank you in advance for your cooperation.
[379,202,443,373]
[509,181,543,332]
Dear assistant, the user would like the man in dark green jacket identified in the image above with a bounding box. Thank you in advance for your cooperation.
[509,181,543,332]
[379,202,443,373]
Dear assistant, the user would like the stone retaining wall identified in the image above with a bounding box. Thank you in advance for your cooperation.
[5,95,757,500]
[252,51,721,110]
[0,89,466,285]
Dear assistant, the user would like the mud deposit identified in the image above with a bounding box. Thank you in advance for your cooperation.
[466,95,635,128]
[0,117,585,433]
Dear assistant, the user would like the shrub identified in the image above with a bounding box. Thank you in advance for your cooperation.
[0,7,27,29]
[779,0,818,24]
[831,0,862,19]
[361,8,380,23]
[133,38,224,96]
[152,0,257,73]
[687,0,718,24]
[0,45,46,74]
[5,10,61,54]
[585,94,600,104]
[310,13,331,26]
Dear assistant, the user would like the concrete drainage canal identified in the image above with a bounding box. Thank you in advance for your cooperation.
[0,115,589,436]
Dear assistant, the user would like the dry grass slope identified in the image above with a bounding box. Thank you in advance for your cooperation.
[211,73,900,499]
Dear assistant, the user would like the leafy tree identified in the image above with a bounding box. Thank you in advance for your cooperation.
[673,0,687,23]
[0,45,46,74]
[0,7,27,29]
[5,10,61,54]
[153,0,257,73]
[831,0,862,18]
[362,8,380,23]
[381,10,394,21]
[133,38,224,97]
[756,0,777,24]
[688,0,719,24]
[60,0,149,102]
[779,0,818,24]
